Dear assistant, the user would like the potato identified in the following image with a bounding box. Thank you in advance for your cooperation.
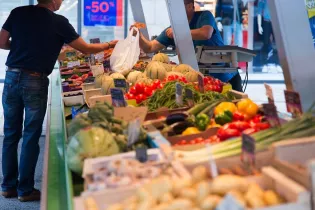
[165,198,193,210]
[192,166,208,183]
[148,176,172,199]
[200,195,221,210]
[179,187,197,200]
[159,192,174,203]
[136,187,150,201]
[106,204,123,210]
[227,190,246,207]
[263,190,282,206]
[151,203,169,210]
[172,178,192,196]
[123,203,137,210]
[245,196,266,208]
[196,181,211,202]
[122,196,138,206]
[246,183,264,198]
[136,197,155,210]
[209,175,248,195]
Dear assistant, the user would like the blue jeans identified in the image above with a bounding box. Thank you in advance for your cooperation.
[1,70,49,196]
[223,22,243,47]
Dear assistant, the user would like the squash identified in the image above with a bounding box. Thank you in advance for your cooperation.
[110,72,125,79]
[136,77,153,85]
[152,53,170,64]
[162,63,175,72]
[185,71,199,82]
[101,77,115,95]
[127,71,145,84]
[166,71,185,78]
[173,64,194,75]
[145,61,167,80]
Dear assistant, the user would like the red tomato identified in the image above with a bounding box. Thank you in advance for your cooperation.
[179,140,187,145]
[152,80,161,89]
[190,140,197,144]
[167,75,175,81]
[158,83,164,89]
[129,86,137,95]
[144,86,153,97]
[195,137,204,143]
[135,82,145,94]
[88,71,93,77]
[135,94,147,104]
[204,138,212,144]
[214,79,222,86]
[125,93,135,100]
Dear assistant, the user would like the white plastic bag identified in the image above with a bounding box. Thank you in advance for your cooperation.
[110,28,140,76]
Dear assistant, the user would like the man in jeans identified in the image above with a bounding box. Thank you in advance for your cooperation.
[0,0,117,202]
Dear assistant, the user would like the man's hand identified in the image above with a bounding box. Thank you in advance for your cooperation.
[166,28,174,39]
[108,40,118,48]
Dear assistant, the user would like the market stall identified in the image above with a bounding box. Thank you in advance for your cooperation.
[40,0,315,210]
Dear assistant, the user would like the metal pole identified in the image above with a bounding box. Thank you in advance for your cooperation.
[124,0,129,38]
[129,0,150,40]
[165,0,199,70]
[77,0,82,35]
[247,1,254,73]
[268,0,315,111]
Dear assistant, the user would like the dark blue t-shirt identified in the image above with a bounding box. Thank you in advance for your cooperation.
[156,11,236,82]
[2,6,80,75]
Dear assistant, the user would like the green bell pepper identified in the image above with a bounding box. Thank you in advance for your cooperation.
[215,110,233,125]
[195,113,210,131]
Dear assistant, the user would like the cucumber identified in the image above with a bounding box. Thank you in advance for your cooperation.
[187,102,212,116]
[197,100,223,117]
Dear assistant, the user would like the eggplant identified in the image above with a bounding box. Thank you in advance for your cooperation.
[165,113,188,125]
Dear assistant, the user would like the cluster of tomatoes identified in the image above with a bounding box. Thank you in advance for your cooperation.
[163,75,188,83]
[194,76,224,93]
[173,136,221,146]
[125,80,163,104]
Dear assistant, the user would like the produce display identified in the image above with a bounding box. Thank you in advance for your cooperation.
[66,102,149,174]
[56,47,315,210]
[105,166,284,210]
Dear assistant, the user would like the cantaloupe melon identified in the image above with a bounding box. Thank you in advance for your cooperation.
[101,77,115,95]
[162,63,176,72]
[110,72,125,79]
[152,53,170,64]
[185,71,199,82]
[145,61,167,80]
[173,64,194,75]
[95,74,110,88]
[127,71,145,84]
[136,77,153,85]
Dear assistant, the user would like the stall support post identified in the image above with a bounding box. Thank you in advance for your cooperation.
[268,0,315,111]
[129,0,150,40]
[165,0,199,71]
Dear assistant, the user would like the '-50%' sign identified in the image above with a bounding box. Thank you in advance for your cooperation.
[84,0,123,26]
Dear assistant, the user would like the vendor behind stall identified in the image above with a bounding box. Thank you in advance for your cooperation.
[137,0,243,91]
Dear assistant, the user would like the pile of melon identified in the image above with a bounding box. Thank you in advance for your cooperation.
[93,53,199,95]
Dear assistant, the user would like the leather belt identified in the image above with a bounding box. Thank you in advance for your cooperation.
[6,67,47,77]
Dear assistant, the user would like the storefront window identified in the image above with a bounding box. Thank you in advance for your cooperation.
[0,0,29,79]
[56,0,78,33]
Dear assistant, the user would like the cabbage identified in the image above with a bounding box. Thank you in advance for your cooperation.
[66,126,119,174]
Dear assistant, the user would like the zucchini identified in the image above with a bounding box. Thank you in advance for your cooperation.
[187,102,211,116]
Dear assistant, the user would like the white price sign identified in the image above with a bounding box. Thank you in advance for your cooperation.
[67,60,80,68]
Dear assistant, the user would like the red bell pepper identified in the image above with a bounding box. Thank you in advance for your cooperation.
[233,111,245,121]
[217,125,241,141]
[227,121,251,131]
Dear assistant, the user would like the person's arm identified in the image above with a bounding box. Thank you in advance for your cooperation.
[139,32,165,53]
[190,26,214,40]
[68,37,117,54]
[0,29,11,50]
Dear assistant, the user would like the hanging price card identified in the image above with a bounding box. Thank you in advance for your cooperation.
[262,103,280,127]
[110,88,127,107]
[127,118,141,147]
[185,88,194,107]
[264,83,275,104]
[241,133,256,165]
[175,82,183,106]
[135,147,148,163]
[284,90,303,117]
[67,60,81,68]
[114,79,128,91]
[198,74,205,93]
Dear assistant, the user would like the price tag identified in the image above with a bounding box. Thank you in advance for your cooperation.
[114,107,148,124]
[241,133,256,165]
[128,118,141,147]
[71,106,88,119]
[110,88,127,107]
[264,83,275,104]
[198,74,205,93]
[66,51,76,58]
[175,82,183,106]
[67,60,80,68]
[185,88,194,107]
[90,64,104,77]
[284,90,303,117]
[135,147,148,163]
[114,79,128,92]
[90,38,100,44]
[262,103,280,127]
[216,194,245,210]
[206,144,218,178]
